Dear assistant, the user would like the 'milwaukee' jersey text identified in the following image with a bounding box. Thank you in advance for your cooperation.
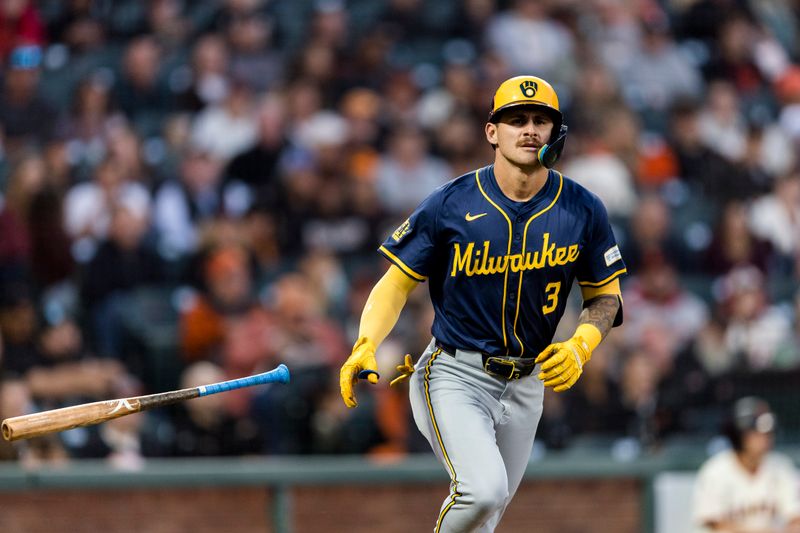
[451,233,580,277]
[380,165,626,358]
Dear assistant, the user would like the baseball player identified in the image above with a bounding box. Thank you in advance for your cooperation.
[693,397,800,532]
[340,75,626,532]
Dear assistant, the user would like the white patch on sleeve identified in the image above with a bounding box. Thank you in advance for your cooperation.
[604,245,622,267]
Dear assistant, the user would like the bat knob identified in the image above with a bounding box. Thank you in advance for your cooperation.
[276,364,291,384]
[358,370,380,380]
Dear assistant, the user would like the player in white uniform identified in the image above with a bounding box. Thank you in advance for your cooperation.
[693,397,800,532]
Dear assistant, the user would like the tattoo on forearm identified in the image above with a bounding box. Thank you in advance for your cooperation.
[578,295,620,338]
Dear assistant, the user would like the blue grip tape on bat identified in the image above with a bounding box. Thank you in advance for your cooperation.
[199,364,291,396]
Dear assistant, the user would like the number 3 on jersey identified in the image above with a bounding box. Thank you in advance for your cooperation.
[542,282,561,314]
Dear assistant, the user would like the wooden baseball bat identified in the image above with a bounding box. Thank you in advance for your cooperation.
[1,364,290,442]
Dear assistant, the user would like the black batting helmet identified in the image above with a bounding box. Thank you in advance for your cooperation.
[723,397,776,451]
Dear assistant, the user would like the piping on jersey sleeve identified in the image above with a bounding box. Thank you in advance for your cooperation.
[577,267,628,287]
[511,171,564,357]
[475,169,513,355]
[379,245,428,282]
[580,277,621,300]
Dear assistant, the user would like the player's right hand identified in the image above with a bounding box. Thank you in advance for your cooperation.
[339,336,379,408]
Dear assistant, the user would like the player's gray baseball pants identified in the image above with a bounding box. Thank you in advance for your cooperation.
[409,338,545,533]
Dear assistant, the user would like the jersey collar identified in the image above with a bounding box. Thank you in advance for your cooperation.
[481,164,561,215]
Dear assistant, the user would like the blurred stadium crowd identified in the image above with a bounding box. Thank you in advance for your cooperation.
[1,0,800,468]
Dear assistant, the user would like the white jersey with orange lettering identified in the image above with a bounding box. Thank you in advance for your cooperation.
[693,449,800,532]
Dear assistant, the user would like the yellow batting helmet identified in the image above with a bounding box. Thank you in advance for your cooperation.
[488,75,561,123]
[488,75,568,168]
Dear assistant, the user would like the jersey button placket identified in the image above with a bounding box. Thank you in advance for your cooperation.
[506,218,524,351]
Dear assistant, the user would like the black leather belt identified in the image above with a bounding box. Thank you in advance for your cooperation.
[435,341,538,380]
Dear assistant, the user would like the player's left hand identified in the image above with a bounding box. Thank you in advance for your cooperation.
[340,337,380,408]
[535,336,592,392]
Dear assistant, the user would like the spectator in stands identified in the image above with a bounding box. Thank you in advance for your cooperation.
[416,63,478,131]
[79,204,163,358]
[27,186,75,289]
[338,87,383,154]
[63,155,151,261]
[288,41,345,106]
[668,98,753,203]
[568,60,625,134]
[225,92,289,209]
[54,73,121,171]
[0,0,45,65]
[773,291,800,369]
[0,192,30,283]
[179,243,276,415]
[621,194,693,274]
[748,171,800,271]
[561,108,638,218]
[0,155,46,280]
[190,77,258,162]
[704,200,774,276]
[380,70,422,128]
[0,45,54,154]
[152,145,229,258]
[225,9,283,93]
[621,250,709,354]
[615,348,667,449]
[697,80,750,164]
[702,13,772,108]
[45,0,106,54]
[283,79,325,146]
[717,265,793,371]
[307,0,350,54]
[564,342,626,438]
[776,66,800,145]
[105,123,154,187]
[374,0,451,53]
[486,0,576,87]
[145,0,190,52]
[176,33,230,112]
[113,35,172,135]
[614,13,704,131]
[2,153,74,289]
[431,111,490,177]
[375,125,450,216]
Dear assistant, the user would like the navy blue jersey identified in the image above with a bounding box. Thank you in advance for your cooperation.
[380,165,626,358]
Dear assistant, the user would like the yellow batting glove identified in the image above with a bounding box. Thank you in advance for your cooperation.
[340,337,379,408]
[535,336,592,393]
[389,354,415,387]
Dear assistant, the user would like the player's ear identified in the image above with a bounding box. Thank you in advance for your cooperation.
[485,122,498,146]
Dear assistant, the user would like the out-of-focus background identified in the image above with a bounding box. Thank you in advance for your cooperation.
[0,0,798,531]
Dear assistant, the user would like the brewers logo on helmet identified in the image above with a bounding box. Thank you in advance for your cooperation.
[488,75,568,169]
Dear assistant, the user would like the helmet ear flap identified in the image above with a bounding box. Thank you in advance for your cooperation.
[537,124,568,168]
